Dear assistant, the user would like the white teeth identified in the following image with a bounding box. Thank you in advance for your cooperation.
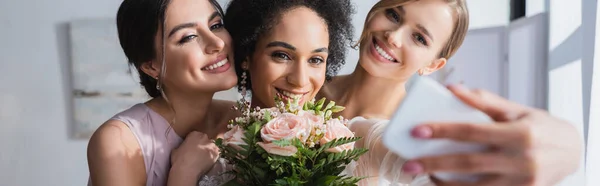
[203,58,228,70]
[280,90,302,99]
[375,44,396,61]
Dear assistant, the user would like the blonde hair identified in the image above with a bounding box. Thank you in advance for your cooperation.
[356,0,469,59]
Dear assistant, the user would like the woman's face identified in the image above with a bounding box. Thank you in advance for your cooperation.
[143,0,237,96]
[247,7,329,108]
[359,0,455,82]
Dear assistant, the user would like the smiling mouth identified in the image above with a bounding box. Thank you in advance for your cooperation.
[275,88,307,103]
[201,58,229,71]
[373,38,398,62]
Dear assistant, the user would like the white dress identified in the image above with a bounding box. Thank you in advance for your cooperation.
[197,117,434,186]
[197,158,234,186]
[346,117,435,186]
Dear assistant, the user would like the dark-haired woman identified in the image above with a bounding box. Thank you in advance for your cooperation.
[86,0,238,185]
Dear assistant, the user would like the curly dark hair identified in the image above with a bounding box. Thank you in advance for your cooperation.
[224,0,355,92]
[116,0,224,97]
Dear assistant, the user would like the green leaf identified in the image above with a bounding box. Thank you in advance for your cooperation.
[330,106,345,113]
[214,138,224,146]
[249,122,262,135]
[324,101,335,111]
[315,110,323,117]
[272,139,292,147]
[317,137,361,153]
[314,97,326,111]
[264,110,272,121]
[315,175,339,186]
[325,110,332,120]
[308,101,315,110]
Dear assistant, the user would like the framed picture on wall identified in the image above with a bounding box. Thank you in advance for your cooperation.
[68,18,150,139]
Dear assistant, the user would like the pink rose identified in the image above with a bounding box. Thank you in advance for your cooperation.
[320,118,355,153]
[298,110,324,126]
[223,125,247,150]
[259,113,312,156]
[261,113,312,143]
[257,142,298,156]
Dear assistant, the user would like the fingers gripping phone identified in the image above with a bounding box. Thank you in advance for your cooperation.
[382,75,492,182]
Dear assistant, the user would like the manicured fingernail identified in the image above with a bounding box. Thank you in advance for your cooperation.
[402,161,423,174]
[411,126,432,138]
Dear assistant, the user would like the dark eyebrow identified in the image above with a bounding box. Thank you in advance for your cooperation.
[416,24,434,42]
[267,41,328,53]
[208,12,220,23]
[168,22,196,37]
[312,48,328,53]
[266,41,296,50]
[167,12,221,38]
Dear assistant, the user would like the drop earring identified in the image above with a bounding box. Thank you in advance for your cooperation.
[240,71,248,101]
[155,76,161,90]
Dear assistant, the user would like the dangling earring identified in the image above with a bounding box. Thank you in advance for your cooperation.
[418,70,424,76]
[155,76,161,90]
[240,71,248,99]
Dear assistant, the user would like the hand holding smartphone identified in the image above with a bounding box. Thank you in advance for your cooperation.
[382,75,492,182]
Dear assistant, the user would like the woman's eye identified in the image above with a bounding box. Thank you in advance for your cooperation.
[178,35,197,44]
[413,33,428,46]
[210,22,224,30]
[271,52,291,61]
[308,57,324,65]
[385,9,400,23]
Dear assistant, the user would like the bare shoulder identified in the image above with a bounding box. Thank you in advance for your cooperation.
[87,120,146,185]
[88,120,142,158]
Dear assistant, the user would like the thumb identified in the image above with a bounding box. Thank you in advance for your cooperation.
[447,84,530,121]
[216,133,225,139]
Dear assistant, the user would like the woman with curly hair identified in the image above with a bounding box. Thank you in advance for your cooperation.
[224,0,355,108]
[188,0,357,185]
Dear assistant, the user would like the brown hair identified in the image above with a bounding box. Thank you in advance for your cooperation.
[356,0,469,59]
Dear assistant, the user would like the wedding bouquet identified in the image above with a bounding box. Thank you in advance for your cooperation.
[215,97,368,186]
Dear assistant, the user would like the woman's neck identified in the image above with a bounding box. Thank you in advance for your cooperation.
[146,91,216,139]
[335,65,407,119]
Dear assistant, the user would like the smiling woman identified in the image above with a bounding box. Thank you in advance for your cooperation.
[86,0,239,185]
[223,0,355,108]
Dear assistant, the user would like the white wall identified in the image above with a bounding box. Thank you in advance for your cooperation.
[527,0,547,17]
[587,2,600,182]
[546,0,588,185]
[0,0,512,185]
[0,0,123,185]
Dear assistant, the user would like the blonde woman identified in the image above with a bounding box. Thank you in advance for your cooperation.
[320,0,583,185]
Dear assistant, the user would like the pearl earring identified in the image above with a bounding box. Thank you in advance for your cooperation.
[155,76,160,90]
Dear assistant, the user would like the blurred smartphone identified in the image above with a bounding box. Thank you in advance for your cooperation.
[382,75,492,182]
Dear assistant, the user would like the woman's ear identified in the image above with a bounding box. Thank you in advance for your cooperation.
[140,60,161,79]
[420,58,447,75]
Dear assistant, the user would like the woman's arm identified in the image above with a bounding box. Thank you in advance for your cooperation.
[87,120,146,186]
